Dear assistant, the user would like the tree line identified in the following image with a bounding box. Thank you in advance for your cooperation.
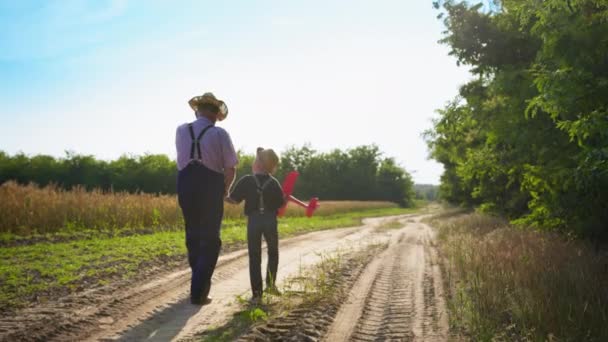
[414,184,439,201]
[0,145,415,207]
[427,1,608,239]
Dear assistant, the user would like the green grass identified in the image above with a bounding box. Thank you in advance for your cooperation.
[0,206,418,312]
[0,231,186,310]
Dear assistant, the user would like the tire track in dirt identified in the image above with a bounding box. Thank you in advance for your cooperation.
[321,246,390,341]
[237,246,378,342]
[324,219,449,341]
[349,238,416,341]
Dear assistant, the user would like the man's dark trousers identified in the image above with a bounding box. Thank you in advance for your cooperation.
[247,212,279,297]
[177,162,224,301]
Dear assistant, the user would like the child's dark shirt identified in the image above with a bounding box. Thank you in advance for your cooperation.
[229,174,286,216]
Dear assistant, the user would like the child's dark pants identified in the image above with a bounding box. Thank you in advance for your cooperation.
[247,212,279,297]
[177,162,224,301]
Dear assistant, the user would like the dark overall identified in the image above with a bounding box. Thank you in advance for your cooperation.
[247,176,279,297]
[177,124,224,302]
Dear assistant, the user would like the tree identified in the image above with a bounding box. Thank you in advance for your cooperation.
[428,0,608,238]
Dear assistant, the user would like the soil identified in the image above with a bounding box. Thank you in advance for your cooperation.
[237,215,452,342]
[236,241,381,342]
[0,215,412,341]
[326,219,450,341]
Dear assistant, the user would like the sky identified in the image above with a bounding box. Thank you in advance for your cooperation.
[0,0,471,184]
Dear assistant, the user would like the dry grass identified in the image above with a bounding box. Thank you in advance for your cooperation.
[432,213,608,341]
[0,182,182,235]
[0,181,398,235]
[375,218,404,230]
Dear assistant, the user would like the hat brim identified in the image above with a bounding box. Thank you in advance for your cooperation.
[189,96,229,121]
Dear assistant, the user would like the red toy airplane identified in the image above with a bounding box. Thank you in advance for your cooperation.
[278,171,319,217]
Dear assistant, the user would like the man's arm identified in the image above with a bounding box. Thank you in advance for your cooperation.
[224,166,236,196]
[175,126,184,170]
[217,128,238,196]
[226,175,248,203]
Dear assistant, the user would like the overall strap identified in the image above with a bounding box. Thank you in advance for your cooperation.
[188,124,196,159]
[253,175,274,213]
[188,123,214,160]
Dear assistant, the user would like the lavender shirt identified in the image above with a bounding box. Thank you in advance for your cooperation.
[175,117,238,172]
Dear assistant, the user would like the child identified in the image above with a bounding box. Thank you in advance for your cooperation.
[226,147,285,301]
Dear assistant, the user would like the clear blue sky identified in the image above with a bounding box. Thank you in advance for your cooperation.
[0,0,470,184]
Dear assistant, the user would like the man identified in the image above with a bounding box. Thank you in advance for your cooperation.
[176,92,238,305]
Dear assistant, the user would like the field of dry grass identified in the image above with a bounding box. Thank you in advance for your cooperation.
[0,181,398,235]
[432,212,608,341]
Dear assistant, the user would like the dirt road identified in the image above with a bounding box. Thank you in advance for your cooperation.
[91,216,397,342]
[324,217,449,341]
[1,213,449,341]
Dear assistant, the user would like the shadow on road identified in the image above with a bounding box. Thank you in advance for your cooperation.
[116,297,203,341]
